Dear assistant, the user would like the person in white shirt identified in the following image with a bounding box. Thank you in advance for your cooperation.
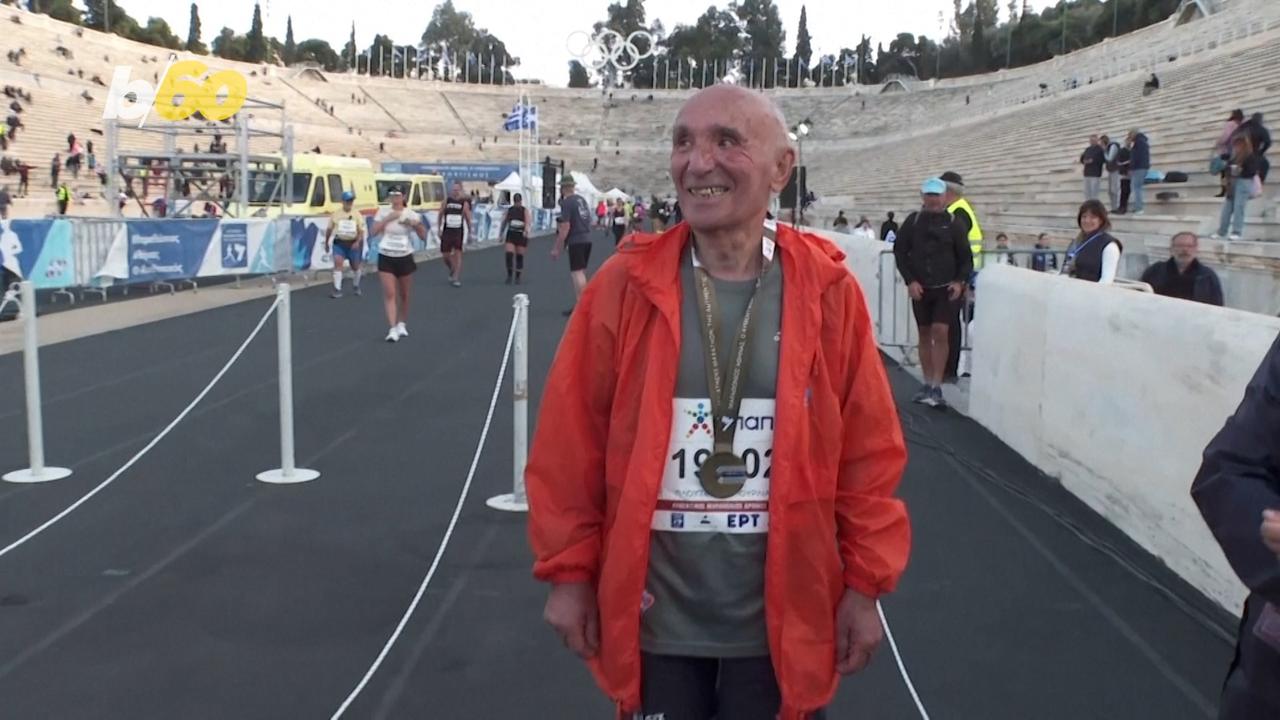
[371,187,428,342]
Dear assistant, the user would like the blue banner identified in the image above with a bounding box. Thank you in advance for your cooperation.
[0,219,76,289]
[126,219,217,283]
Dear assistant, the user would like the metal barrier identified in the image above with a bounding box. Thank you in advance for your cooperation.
[874,248,1072,364]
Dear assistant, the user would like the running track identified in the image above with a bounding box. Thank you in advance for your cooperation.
[0,230,1236,718]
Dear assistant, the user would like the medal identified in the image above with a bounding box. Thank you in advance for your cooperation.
[691,228,775,500]
[698,450,750,498]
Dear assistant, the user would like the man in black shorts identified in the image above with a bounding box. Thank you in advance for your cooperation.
[440,181,471,288]
[892,177,972,409]
[551,176,593,316]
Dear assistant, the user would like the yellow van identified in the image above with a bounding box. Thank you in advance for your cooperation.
[375,173,446,215]
[236,154,378,217]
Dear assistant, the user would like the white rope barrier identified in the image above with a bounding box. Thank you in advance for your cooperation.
[878,600,932,720]
[331,301,522,719]
[0,294,281,561]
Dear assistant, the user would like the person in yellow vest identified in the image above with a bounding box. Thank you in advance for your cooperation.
[940,171,981,382]
[55,182,71,215]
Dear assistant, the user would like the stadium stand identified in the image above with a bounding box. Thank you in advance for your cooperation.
[3,0,1279,264]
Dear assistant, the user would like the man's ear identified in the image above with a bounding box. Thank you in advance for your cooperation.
[770,147,797,194]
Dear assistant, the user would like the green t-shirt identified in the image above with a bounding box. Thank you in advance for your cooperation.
[641,245,783,658]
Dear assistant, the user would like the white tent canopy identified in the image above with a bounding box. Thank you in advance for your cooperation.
[603,187,630,201]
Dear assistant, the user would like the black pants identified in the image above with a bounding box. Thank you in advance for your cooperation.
[1119,178,1131,212]
[638,653,826,720]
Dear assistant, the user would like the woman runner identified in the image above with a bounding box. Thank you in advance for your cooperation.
[501,192,533,284]
[610,198,628,245]
[371,186,428,342]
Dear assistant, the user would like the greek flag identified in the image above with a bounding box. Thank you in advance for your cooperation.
[502,103,538,132]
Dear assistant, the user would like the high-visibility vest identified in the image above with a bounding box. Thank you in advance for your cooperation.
[948,197,983,270]
[56,186,70,201]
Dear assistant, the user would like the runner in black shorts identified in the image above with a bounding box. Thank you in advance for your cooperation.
[551,176,594,316]
[609,198,628,245]
[440,181,471,288]
[501,192,532,284]
[371,187,428,343]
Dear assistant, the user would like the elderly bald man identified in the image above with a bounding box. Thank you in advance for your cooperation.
[526,84,911,720]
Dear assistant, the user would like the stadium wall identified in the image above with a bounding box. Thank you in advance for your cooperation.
[822,229,1279,613]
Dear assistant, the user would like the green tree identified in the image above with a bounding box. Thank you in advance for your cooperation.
[83,0,139,37]
[734,0,785,88]
[791,4,811,88]
[342,24,357,72]
[212,27,248,60]
[134,17,182,49]
[297,38,342,71]
[568,60,593,88]
[422,0,479,80]
[186,3,206,53]
[284,16,296,65]
[32,0,81,24]
[663,6,741,88]
[246,3,267,63]
[592,0,656,87]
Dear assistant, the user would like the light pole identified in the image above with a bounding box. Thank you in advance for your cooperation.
[788,118,811,226]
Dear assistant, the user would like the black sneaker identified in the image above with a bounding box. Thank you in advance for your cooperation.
[930,386,948,410]
[329,290,343,299]
[562,308,574,317]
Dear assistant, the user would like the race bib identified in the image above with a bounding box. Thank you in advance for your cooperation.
[614,216,627,226]
[336,219,358,239]
[652,397,774,534]
[510,220,525,230]
[445,214,463,229]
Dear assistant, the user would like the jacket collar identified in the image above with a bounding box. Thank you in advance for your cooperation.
[619,220,850,312]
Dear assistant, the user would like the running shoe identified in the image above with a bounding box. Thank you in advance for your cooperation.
[911,386,931,404]
[330,290,343,299]
[451,280,462,288]
[396,322,408,338]
[930,386,948,410]
[354,286,362,297]
[385,328,400,343]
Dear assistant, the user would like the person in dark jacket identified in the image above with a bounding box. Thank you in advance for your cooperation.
[1126,130,1151,214]
[880,211,899,242]
[1063,200,1122,283]
[1237,112,1271,183]
[1139,232,1224,306]
[893,177,972,410]
[1192,333,1280,718]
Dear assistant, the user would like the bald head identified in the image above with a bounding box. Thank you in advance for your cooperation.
[696,85,786,140]
[670,85,795,234]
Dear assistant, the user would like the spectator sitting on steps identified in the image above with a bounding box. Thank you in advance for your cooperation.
[1140,232,1223,306]
[1030,233,1058,273]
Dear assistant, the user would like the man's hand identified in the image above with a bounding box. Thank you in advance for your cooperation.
[835,588,882,676]
[544,582,599,659]
[948,281,965,301]
[1263,510,1280,559]
[907,281,923,301]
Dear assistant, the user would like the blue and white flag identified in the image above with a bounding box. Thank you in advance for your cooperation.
[502,103,538,132]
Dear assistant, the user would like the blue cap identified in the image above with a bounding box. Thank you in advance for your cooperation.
[921,178,946,195]
[341,190,355,202]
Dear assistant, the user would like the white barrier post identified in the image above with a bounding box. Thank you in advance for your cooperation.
[257,283,320,484]
[487,293,529,513]
[4,282,73,484]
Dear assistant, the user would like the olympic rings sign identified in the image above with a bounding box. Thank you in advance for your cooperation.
[566,30,655,72]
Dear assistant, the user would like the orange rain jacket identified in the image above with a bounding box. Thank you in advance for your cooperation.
[527,222,910,719]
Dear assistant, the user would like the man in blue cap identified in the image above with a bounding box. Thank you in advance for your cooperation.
[325,189,367,298]
[891,178,972,409]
